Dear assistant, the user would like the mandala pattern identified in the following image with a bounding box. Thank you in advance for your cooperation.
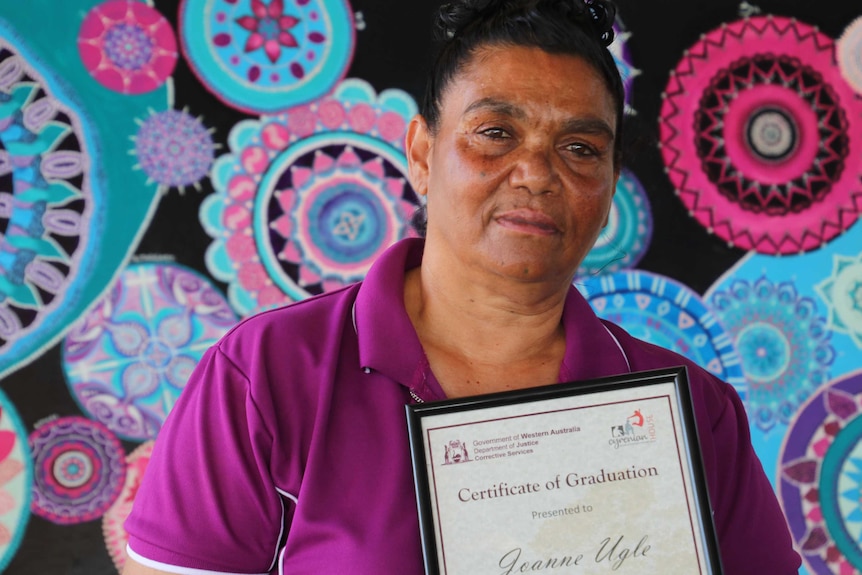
[0,390,32,571]
[103,440,153,573]
[816,252,862,352]
[0,8,167,381]
[659,16,862,254]
[779,370,862,574]
[29,416,125,525]
[62,263,237,441]
[132,109,215,190]
[78,0,178,94]
[610,17,640,112]
[577,270,746,397]
[710,277,835,432]
[577,168,652,278]
[180,0,355,113]
[201,78,420,315]
[838,17,862,94]
[0,33,93,353]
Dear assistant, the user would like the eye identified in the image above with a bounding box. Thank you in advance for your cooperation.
[564,142,600,157]
[479,127,511,139]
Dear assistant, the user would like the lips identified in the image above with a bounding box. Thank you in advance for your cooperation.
[494,208,560,235]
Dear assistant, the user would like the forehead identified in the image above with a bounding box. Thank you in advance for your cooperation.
[440,44,617,128]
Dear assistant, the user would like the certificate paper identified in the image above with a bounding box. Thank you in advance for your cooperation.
[405,367,722,575]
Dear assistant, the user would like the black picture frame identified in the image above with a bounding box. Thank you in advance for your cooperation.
[405,366,723,575]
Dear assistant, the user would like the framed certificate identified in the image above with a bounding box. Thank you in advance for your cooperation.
[405,366,722,574]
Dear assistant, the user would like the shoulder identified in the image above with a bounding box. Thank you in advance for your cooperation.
[599,320,738,423]
[215,283,361,364]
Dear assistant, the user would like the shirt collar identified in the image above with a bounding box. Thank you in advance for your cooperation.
[355,238,426,387]
[355,237,631,390]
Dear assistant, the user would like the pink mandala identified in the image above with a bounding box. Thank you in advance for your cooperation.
[29,417,126,525]
[659,16,862,254]
[102,440,153,573]
[78,0,178,95]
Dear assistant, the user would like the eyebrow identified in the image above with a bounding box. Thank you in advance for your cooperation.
[463,97,615,141]
[463,97,526,119]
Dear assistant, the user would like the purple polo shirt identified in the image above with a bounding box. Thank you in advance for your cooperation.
[125,238,801,574]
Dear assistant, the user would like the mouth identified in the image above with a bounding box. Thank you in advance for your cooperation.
[494,208,560,236]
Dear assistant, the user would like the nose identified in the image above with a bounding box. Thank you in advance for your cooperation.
[507,144,560,195]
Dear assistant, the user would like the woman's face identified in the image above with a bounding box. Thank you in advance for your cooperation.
[407,44,619,287]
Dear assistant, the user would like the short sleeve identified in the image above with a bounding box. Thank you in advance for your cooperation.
[707,382,801,574]
[124,345,285,574]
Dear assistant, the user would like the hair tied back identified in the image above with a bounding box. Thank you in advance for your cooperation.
[584,0,616,47]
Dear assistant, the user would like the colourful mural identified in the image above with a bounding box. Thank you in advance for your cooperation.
[0,0,859,572]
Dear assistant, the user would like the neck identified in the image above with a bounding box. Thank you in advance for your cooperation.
[404,243,572,397]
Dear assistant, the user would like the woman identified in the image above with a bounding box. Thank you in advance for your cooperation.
[123,1,801,573]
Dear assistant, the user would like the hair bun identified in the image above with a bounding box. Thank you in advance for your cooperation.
[434,0,498,40]
[435,0,616,47]
[584,0,616,47]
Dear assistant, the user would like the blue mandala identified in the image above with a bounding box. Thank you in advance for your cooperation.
[258,133,414,299]
[578,168,652,278]
[577,270,746,397]
[710,277,834,432]
[180,0,355,114]
[200,78,420,316]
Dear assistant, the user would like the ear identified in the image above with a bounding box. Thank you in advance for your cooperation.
[406,114,432,198]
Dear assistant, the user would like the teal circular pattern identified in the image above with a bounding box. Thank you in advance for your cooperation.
[779,371,862,574]
[180,0,355,113]
[578,168,652,278]
[820,412,862,569]
[710,277,834,432]
[577,270,746,398]
[736,322,790,382]
[0,4,167,381]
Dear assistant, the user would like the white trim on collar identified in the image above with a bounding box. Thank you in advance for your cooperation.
[602,324,632,373]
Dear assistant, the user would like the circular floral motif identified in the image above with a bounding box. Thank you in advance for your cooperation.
[133,109,215,190]
[578,168,652,278]
[180,0,355,113]
[779,370,862,574]
[78,0,178,94]
[0,390,31,571]
[62,263,237,441]
[0,37,93,353]
[710,277,835,432]
[659,16,862,254]
[200,78,420,315]
[577,270,747,397]
[816,240,862,352]
[258,133,414,298]
[103,440,153,573]
[29,416,125,525]
[838,17,862,95]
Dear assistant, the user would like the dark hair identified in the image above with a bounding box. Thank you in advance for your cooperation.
[422,0,624,166]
